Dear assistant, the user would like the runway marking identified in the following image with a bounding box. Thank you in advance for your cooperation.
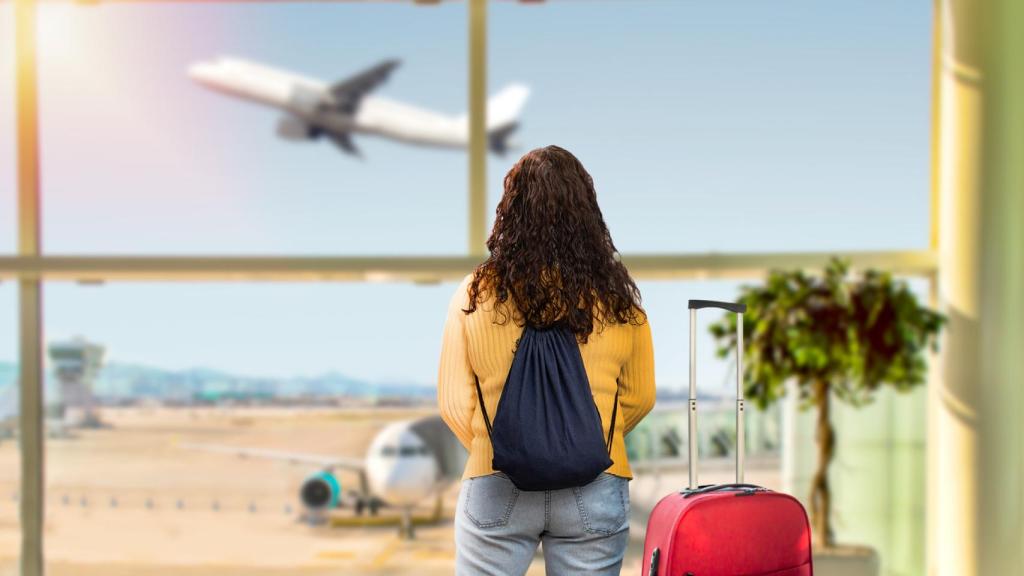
[368,538,401,569]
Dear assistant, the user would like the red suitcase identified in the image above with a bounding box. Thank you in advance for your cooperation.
[641,300,813,576]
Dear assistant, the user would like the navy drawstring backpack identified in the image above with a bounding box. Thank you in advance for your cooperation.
[474,321,619,491]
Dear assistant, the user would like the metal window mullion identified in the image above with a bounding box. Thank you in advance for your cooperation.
[467,0,487,257]
[16,1,45,575]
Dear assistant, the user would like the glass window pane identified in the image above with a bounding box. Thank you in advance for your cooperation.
[38,3,467,255]
[38,273,931,573]
[39,278,783,573]
[490,1,931,253]
[0,282,17,572]
[42,281,457,573]
[1,3,14,254]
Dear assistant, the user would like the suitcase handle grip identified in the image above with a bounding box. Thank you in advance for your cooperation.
[681,483,764,498]
[688,299,747,313]
[688,301,745,490]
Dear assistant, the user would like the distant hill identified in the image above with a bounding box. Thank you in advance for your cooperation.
[0,362,734,413]
[0,361,434,406]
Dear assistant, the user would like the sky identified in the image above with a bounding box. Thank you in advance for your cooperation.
[0,1,933,391]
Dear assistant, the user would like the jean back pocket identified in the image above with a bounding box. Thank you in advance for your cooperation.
[573,472,628,535]
[464,472,520,528]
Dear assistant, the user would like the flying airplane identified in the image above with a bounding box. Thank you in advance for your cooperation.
[183,415,466,538]
[188,56,530,157]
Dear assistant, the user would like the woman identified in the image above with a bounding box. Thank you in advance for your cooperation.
[437,145,656,576]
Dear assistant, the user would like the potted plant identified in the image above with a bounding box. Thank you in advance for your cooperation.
[709,258,944,573]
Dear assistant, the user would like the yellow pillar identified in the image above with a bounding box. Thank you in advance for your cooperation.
[976,0,1024,572]
[931,0,1024,573]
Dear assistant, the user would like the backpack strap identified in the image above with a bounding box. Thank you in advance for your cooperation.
[474,374,493,439]
[606,383,620,456]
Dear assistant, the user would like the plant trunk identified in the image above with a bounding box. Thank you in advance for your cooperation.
[810,378,835,548]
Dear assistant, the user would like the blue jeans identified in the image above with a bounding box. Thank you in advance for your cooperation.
[454,471,630,576]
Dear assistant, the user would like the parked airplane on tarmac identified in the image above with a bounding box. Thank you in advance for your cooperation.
[183,415,466,538]
[188,57,530,157]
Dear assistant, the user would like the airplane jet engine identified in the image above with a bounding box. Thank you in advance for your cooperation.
[300,470,341,511]
[276,115,318,141]
[287,84,324,116]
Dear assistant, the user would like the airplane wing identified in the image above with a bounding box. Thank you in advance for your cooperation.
[330,59,401,114]
[181,442,365,472]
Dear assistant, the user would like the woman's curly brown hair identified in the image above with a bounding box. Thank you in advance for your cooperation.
[463,145,646,343]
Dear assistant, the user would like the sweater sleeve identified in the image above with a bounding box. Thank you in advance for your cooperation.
[619,314,657,434]
[437,274,476,450]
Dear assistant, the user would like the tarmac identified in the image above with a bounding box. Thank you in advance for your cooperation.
[0,406,779,575]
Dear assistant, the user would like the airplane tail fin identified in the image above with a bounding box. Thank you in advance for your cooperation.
[457,83,531,129]
[486,83,530,131]
[454,84,529,155]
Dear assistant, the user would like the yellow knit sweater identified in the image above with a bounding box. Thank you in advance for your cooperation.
[437,273,656,481]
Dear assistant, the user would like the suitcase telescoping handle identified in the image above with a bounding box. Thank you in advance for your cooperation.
[687,299,747,490]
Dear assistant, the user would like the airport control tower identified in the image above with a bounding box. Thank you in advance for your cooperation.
[48,337,106,428]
